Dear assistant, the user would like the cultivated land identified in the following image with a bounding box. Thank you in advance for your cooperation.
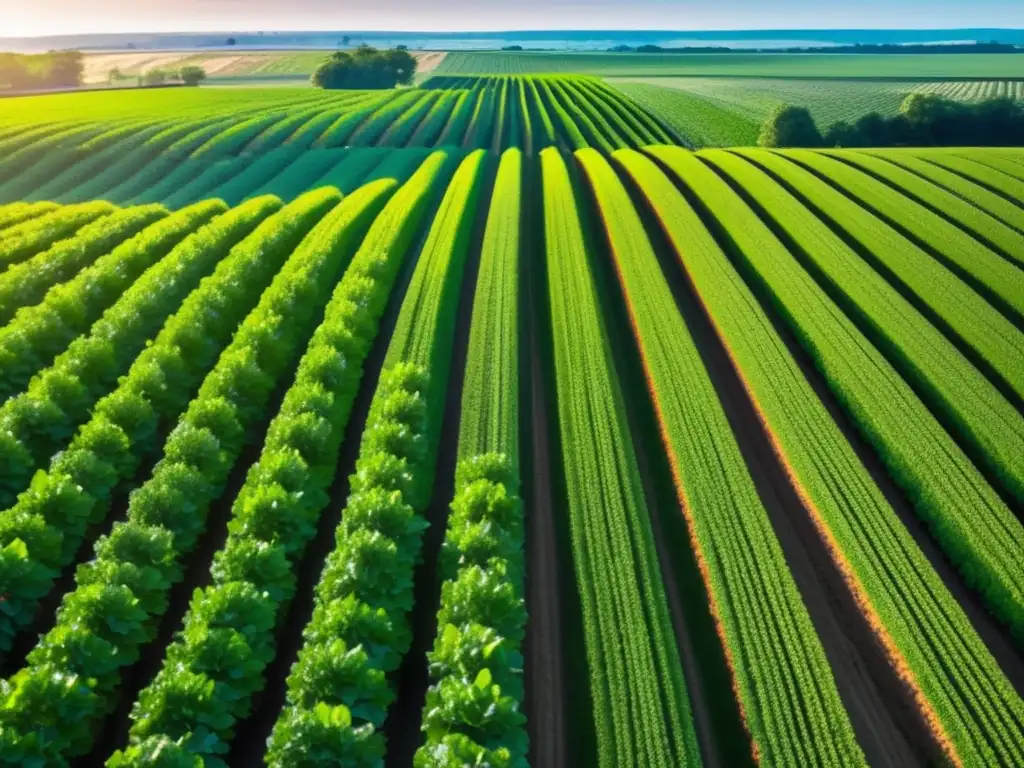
[433,50,1024,78]
[81,50,448,84]
[0,67,1021,768]
[612,77,1024,147]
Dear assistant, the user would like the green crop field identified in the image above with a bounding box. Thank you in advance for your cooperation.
[434,50,1024,78]
[611,77,1024,147]
[0,72,1022,768]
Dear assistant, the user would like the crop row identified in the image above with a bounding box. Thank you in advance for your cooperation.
[0,78,677,208]
[0,204,168,326]
[644,145,1024,767]
[734,149,1024,409]
[105,175,416,765]
[0,192,329,654]
[777,150,1024,320]
[266,149,485,765]
[585,147,866,766]
[541,147,701,767]
[0,199,276,513]
[692,149,1024,633]
[0,184,393,765]
[0,201,224,400]
[415,148,527,765]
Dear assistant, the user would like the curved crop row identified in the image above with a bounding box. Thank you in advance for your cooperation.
[26,124,171,203]
[204,145,307,207]
[0,201,223,401]
[0,201,58,232]
[912,152,1024,208]
[639,144,1024,768]
[0,201,115,270]
[0,204,167,326]
[380,91,443,147]
[863,150,1024,235]
[541,147,700,768]
[0,185,388,766]
[0,121,157,202]
[266,149,486,766]
[314,93,393,148]
[704,150,1024,506]
[823,149,1024,267]
[55,118,227,203]
[349,91,428,147]
[408,91,463,148]
[416,149,526,766]
[0,192,332,654]
[435,87,477,147]
[734,149,1024,403]
[107,156,451,766]
[690,146,1024,636]
[778,150,1024,319]
[586,148,865,767]
[190,111,293,161]
[0,198,276,512]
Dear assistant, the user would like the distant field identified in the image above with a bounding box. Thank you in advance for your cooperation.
[615,77,1024,147]
[82,50,448,84]
[434,50,1024,78]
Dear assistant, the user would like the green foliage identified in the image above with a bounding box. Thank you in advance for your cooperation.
[0,201,115,269]
[0,192,330,659]
[0,204,167,326]
[178,66,207,86]
[267,151,482,766]
[312,45,418,90]
[0,197,276,514]
[648,145,1024,767]
[0,50,84,90]
[541,147,700,768]
[415,151,526,765]
[0,200,223,400]
[757,104,822,147]
[118,157,450,765]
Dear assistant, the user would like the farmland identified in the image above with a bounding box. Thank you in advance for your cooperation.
[80,50,449,86]
[612,78,1024,147]
[434,50,1024,78]
[0,73,1022,768]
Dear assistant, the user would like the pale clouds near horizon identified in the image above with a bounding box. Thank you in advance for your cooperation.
[5,0,1024,37]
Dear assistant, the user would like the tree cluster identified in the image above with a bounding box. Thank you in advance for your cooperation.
[758,93,1024,148]
[0,51,84,91]
[311,45,417,90]
[134,65,207,87]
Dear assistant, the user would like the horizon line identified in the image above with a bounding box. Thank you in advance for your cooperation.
[4,25,1024,41]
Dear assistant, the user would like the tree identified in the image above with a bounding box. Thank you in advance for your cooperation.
[311,46,418,90]
[822,121,862,148]
[179,65,207,86]
[342,35,351,46]
[226,37,237,46]
[108,67,124,85]
[141,69,168,86]
[45,51,84,88]
[757,105,822,148]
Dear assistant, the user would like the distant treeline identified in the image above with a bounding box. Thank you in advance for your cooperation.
[0,51,83,90]
[760,93,1024,148]
[609,41,1022,54]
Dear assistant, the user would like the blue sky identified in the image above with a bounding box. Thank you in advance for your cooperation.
[4,0,1024,37]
